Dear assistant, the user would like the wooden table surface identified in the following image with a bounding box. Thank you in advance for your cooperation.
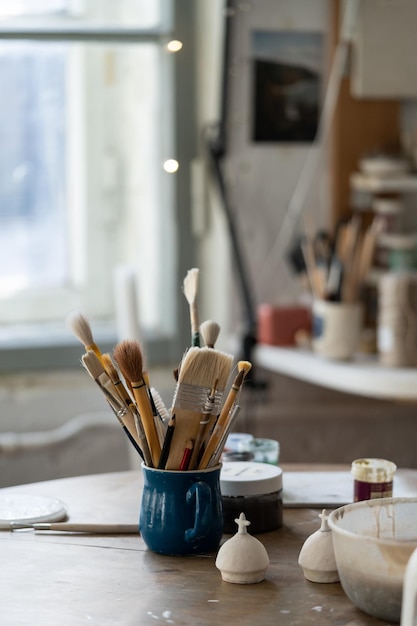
[0,466,403,626]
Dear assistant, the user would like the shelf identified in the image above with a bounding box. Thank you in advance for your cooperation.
[255,344,417,401]
[350,172,417,194]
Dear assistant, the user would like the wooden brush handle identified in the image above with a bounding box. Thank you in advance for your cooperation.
[131,380,161,467]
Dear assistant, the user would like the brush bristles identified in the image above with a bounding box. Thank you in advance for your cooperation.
[67,311,94,346]
[113,340,144,384]
[151,387,170,423]
[238,360,252,376]
[178,346,233,391]
[182,268,199,305]
[81,350,105,380]
[200,320,221,348]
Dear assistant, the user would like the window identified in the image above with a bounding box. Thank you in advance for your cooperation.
[0,0,195,367]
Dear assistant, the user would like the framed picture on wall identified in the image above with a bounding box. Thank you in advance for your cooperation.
[251,30,324,143]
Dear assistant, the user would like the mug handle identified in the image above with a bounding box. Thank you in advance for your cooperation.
[184,481,212,543]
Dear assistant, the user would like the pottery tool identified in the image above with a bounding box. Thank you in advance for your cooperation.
[183,268,200,346]
[179,439,194,471]
[165,346,234,470]
[113,340,161,467]
[157,415,176,469]
[200,320,221,348]
[81,350,148,462]
[67,311,103,363]
[12,522,139,534]
[199,360,252,469]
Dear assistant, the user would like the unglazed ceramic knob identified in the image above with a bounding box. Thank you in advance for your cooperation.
[215,512,270,584]
[298,509,339,583]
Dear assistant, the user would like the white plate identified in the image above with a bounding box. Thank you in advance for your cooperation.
[0,494,68,529]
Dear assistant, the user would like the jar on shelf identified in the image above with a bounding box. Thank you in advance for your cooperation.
[372,196,403,234]
[377,271,417,367]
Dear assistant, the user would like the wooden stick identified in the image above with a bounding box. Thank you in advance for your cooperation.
[12,523,139,534]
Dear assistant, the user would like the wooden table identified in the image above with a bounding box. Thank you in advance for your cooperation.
[0,467,407,626]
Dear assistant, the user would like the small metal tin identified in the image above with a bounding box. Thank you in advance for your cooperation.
[220,462,283,534]
[351,458,397,502]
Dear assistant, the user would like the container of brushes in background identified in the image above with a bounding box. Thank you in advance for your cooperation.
[139,463,223,555]
[312,299,363,360]
[220,462,283,534]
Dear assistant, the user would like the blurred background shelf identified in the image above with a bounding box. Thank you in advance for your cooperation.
[350,172,417,194]
[255,344,417,401]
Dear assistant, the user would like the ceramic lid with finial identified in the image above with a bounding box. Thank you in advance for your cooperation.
[298,509,339,583]
[215,512,270,584]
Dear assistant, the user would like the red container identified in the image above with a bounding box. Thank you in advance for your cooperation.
[257,304,311,347]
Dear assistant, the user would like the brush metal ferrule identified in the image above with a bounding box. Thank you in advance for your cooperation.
[172,382,222,414]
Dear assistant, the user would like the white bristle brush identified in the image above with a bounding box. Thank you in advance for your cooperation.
[200,320,221,349]
[67,311,103,362]
[183,268,200,347]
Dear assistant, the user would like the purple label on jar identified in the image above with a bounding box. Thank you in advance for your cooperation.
[354,479,393,502]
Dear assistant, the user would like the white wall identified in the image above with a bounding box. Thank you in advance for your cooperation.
[194,0,330,347]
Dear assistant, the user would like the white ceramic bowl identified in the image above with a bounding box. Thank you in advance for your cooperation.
[328,498,417,623]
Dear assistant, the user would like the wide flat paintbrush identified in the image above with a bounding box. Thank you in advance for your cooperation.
[113,340,161,467]
[183,268,200,347]
[199,360,252,469]
[165,346,234,470]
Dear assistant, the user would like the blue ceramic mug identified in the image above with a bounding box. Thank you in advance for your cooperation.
[139,463,223,556]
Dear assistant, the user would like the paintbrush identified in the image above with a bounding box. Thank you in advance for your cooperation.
[101,353,134,406]
[211,404,241,466]
[157,415,176,469]
[67,311,103,362]
[148,386,169,447]
[81,350,149,462]
[142,371,167,446]
[199,360,252,469]
[200,320,221,348]
[101,353,153,466]
[165,346,234,470]
[188,381,217,470]
[183,268,200,347]
[150,387,170,426]
[113,340,161,467]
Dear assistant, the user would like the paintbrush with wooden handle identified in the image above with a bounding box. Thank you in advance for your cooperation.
[113,340,161,467]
